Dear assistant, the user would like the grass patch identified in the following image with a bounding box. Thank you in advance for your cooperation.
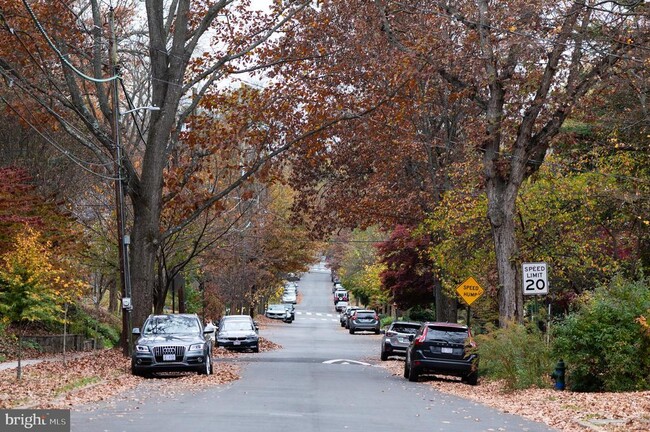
[54,376,101,396]
[0,354,5,362]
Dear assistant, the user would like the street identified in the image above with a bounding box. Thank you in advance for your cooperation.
[71,264,556,432]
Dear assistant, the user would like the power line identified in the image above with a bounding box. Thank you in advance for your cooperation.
[0,94,120,181]
[20,0,120,83]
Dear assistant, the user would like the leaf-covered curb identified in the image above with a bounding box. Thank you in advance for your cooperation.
[379,360,650,431]
[0,348,240,409]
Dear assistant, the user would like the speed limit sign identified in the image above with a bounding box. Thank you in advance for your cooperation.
[522,262,548,295]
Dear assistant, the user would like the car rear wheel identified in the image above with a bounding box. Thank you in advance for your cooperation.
[380,349,388,361]
[408,363,420,382]
[464,370,478,385]
[403,360,410,378]
[349,328,355,334]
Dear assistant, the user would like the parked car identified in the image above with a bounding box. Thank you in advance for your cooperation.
[403,322,478,385]
[332,282,343,293]
[216,315,260,352]
[334,300,349,313]
[333,289,348,304]
[282,290,297,304]
[265,304,294,323]
[339,305,360,327]
[131,313,213,377]
[217,314,259,332]
[348,309,380,334]
[380,321,421,360]
[283,303,296,321]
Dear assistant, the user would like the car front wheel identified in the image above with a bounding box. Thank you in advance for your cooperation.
[199,355,212,375]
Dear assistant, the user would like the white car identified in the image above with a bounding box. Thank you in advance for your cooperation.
[335,301,348,312]
[282,291,297,304]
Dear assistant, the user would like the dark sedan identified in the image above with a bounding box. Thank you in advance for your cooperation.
[131,313,213,377]
[216,316,260,352]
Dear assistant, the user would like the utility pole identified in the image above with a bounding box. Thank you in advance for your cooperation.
[109,7,132,356]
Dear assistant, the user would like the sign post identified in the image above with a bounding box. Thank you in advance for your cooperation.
[456,277,484,326]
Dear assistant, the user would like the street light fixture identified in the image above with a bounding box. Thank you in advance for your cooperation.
[120,105,160,116]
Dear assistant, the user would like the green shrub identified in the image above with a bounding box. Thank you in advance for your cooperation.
[69,307,120,349]
[475,322,553,390]
[407,306,436,322]
[552,276,650,392]
[380,316,393,328]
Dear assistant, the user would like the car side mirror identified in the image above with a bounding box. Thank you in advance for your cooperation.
[132,327,141,336]
[408,334,415,342]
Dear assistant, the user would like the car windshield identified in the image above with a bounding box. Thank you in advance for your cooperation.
[392,324,419,334]
[221,321,254,331]
[143,316,200,335]
[426,327,469,344]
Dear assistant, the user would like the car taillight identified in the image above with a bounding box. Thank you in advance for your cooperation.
[414,326,428,345]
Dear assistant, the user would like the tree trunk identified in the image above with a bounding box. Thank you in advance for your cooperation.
[129,197,159,332]
[109,279,118,313]
[486,181,523,327]
[434,277,457,322]
[17,333,22,381]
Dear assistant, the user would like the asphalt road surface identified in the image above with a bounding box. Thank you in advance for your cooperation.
[71,263,556,432]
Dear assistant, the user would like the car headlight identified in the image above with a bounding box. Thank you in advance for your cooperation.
[188,343,204,351]
[135,345,150,353]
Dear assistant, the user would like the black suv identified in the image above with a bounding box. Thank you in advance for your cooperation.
[403,322,478,385]
[131,313,214,377]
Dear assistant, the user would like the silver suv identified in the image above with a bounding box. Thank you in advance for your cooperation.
[380,321,421,360]
[348,310,380,334]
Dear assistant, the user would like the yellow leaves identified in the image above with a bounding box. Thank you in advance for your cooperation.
[636,313,650,338]
[0,226,86,307]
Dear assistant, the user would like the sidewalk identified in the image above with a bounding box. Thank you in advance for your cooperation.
[0,358,45,371]
[0,352,94,372]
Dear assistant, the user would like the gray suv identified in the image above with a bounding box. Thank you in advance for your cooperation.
[131,313,214,377]
[348,310,380,334]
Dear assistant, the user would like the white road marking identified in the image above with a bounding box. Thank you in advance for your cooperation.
[322,359,372,366]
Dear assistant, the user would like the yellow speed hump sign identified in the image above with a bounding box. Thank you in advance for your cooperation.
[456,277,484,306]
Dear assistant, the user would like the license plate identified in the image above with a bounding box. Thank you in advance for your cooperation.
[441,347,453,354]
[398,338,407,343]
[163,354,175,361]
[233,340,241,345]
